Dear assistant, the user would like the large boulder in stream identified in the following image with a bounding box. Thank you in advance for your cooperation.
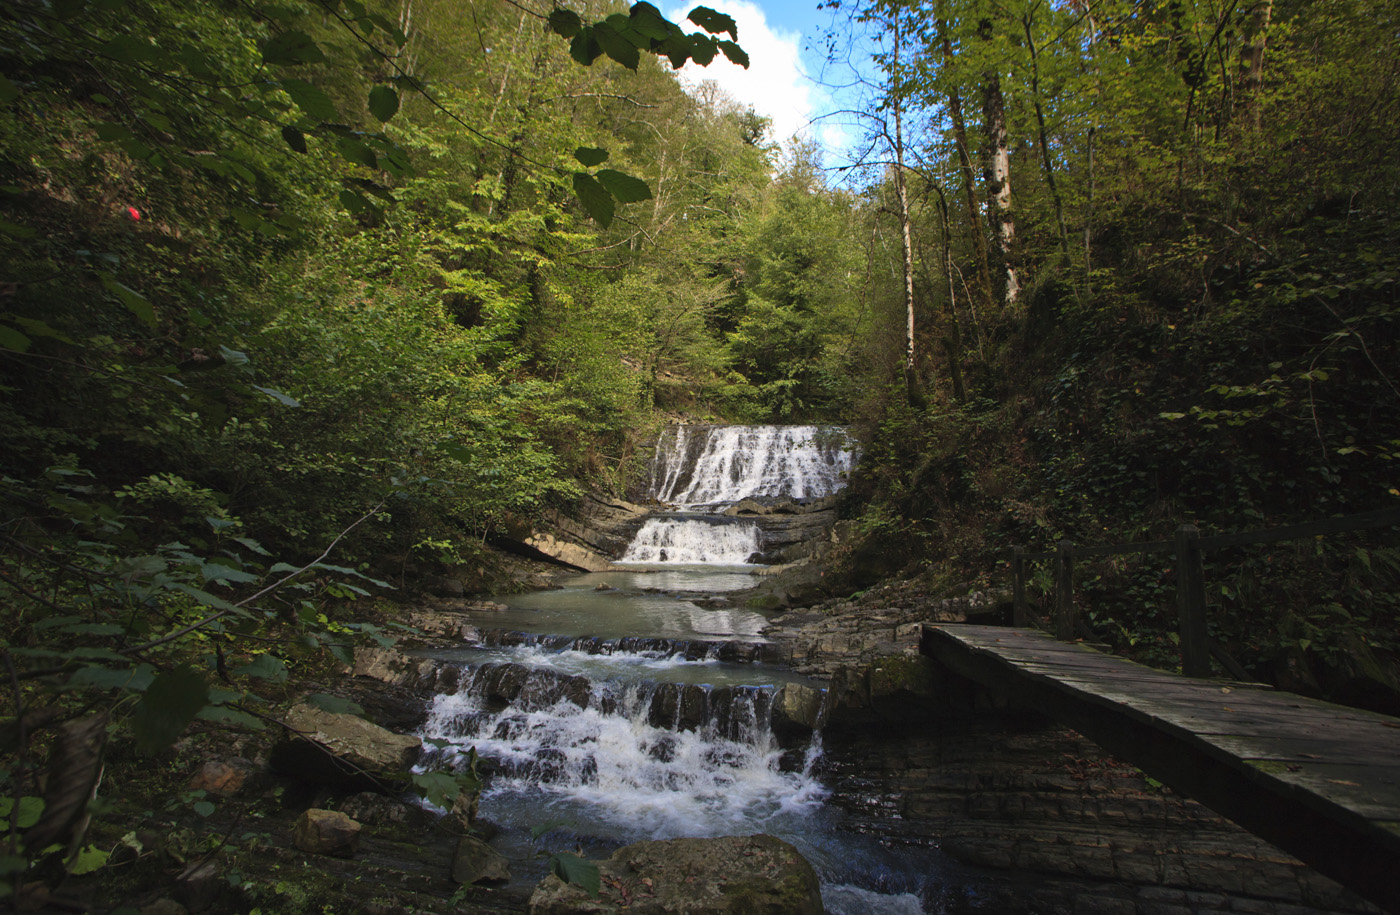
[271,703,421,789]
[528,834,824,914]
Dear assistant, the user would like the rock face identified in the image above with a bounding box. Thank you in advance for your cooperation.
[451,836,511,885]
[527,834,824,915]
[271,703,421,788]
[292,808,361,858]
[513,492,650,571]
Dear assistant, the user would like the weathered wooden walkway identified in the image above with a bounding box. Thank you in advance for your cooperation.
[920,623,1400,912]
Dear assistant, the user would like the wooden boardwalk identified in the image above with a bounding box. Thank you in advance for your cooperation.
[919,623,1400,912]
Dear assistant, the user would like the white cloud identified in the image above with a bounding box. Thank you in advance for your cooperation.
[664,2,841,151]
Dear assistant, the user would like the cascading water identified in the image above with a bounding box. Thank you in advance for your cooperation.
[413,427,954,911]
[649,424,857,509]
[620,517,761,564]
[622,424,857,567]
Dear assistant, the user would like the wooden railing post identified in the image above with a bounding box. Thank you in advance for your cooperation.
[1175,524,1210,677]
[1012,546,1029,627]
[1055,540,1076,641]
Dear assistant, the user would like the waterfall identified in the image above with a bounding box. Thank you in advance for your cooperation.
[620,517,760,564]
[419,662,826,839]
[648,425,856,509]
[622,424,856,566]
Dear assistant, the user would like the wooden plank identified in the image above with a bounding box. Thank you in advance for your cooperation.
[919,622,1400,911]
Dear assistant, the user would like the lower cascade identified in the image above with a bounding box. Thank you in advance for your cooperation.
[420,663,824,839]
[620,517,761,565]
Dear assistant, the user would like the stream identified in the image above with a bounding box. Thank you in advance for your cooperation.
[413,426,998,913]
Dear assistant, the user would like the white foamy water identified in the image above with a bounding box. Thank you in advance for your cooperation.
[420,678,827,839]
[620,518,761,565]
[649,425,856,508]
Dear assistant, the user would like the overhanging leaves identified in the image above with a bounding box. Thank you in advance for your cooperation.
[279,79,338,122]
[597,169,653,204]
[572,173,614,227]
[261,30,326,66]
[132,666,208,754]
[574,146,609,167]
[688,6,738,40]
[368,85,399,122]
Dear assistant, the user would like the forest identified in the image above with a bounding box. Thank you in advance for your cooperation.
[2,0,1399,906]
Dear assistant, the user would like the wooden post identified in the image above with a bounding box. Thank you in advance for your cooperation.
[1175,524,1211,677]
[1012,546,1029,627]
[1055,540,1075,641]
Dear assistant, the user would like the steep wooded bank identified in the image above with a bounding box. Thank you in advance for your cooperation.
[825,0,1400,709]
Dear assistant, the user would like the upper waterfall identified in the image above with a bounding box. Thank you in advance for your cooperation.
[647,424,857,509]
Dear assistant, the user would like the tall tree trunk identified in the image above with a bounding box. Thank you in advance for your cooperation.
[1238,0,1273,129]
[890,18,922,409]
[932,184,966,403]
[1022,10,1071,265]
[939,22,994,315]
[978,18,1019,308]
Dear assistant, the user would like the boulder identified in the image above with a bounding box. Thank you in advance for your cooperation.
[451,835,511,885]
[271,703,421,789]
[293,808,361,858]
[187,758,257,798]
[527,834,824,914]
[771,683,826,735]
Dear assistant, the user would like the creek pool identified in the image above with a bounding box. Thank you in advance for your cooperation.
[412,566,1006,913]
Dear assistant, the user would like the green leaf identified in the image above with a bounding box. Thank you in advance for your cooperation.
[549,853,601,896]
[572,173,614,227]
[102,35,159,63]
[202,562,260,584]
[234,653,287,682]
[252,385,301,407]
[56,623,125,636]
[191,801,215,818]
[232,537,271,557]
[548,7,582,38]
[66,845,109,875]
[573,146,609,167]
[410,771,476,809]
[99,274,156,327]
[368,85,399,122]
[304,694,364,716]
[593,22,640,70]
[131,665,209,754]
[0,325,31,353]
[336,138,379,170]
[66,664,156,692]
[569,28,603,66]
[688,6,738,39]
[629,3,671,41]
[0,797,45,829]
[218,344,249,366]
[261,30,325,66]
[689,34,717,66]
[280,79,338,122]
[169,582,243,615]
[0,74,17,106]
[596,168,652,204]
[281,125,308,154]
[0,220,36,238]
[196,706,264,729]
[717,39,749,68]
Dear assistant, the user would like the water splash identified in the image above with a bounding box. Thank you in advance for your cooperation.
[420,665,827,840]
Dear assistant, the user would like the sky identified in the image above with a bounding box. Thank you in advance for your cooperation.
[662,0,860,155]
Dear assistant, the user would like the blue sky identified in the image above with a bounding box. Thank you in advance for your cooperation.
[663,0,862,154]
